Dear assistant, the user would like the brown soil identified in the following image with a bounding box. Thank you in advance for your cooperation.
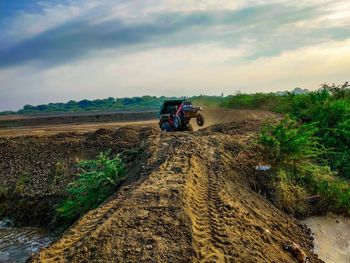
[0,108,277,137]
[0,120,158,137]
[0,110,158,127]
[18,109,322,263]
[0,125,156,226]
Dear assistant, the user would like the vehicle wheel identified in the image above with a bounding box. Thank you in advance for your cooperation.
[160,122,173,132]
[196,113,204,126]
[173,116,182,130]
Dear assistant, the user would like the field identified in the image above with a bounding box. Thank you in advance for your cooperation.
[0,108,275,137]
[0,108,324,262]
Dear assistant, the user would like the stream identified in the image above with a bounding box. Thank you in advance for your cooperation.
[0,219,54,263]
[304,215,350,263]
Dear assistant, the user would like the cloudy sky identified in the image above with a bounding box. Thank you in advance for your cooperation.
[0,0,349,111]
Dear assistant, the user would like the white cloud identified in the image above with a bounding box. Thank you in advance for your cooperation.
[2,4,77,46]
[225,39,350,92]
[0,0,349,110]
[1,39,349,110]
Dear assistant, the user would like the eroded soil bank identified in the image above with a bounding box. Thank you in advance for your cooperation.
[0,125,156,227]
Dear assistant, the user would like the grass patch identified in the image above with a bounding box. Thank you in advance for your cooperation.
[272,169,308,216]
[259,116,350,216]
[298,164,350,214]
[55,152,124,225]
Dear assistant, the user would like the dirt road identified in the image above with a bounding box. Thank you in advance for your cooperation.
[0,120,157,137]
[0,108,277,137]
[26,110,320,262]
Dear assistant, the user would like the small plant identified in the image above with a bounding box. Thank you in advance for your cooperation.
[14,173,30,196]
[0,185,9,199]
[55,161,66,177]
[56,152,124,224]
[53,161,67,185]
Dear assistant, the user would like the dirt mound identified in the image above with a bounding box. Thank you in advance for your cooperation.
[0,126,156,226]
[0,126,152,196]
[31,111,321,262]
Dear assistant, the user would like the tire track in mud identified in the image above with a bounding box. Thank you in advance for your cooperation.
[32,133,175,263]
[42,195,129,262]
[33,174,143,262]
[184,137,234,262]
[31,119,323,263]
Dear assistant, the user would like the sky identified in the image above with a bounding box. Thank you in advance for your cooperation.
[0,0,349,111]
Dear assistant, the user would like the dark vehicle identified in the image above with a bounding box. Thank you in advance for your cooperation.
[159,99,205,131]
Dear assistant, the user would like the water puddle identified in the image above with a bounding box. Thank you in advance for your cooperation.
[0,219,54,263]
[303,215,350,263]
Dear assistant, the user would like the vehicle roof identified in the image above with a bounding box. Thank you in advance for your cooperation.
[159,99,187,115]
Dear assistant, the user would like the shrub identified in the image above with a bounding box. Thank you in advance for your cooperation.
[259,116,350,215]
[259,116,321,166]
[315,100,350,177]
[56,152,124,224]
[284,84,350,177]
[217,82,350,178]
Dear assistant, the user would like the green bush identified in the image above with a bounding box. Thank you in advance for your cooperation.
[259,116,321,166]
[56,152,124,224]
[213,83,350,179]
[259,115,350,215]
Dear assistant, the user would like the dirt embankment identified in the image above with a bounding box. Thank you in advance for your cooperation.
[0,125,156,226]
[0,110,158,128]
[23,110,321,263]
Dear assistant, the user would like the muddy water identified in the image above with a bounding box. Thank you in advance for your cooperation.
[0,219,54,263]
[304,215,350,263]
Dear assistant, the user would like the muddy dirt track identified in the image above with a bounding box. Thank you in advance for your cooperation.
[10,109,320,263]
